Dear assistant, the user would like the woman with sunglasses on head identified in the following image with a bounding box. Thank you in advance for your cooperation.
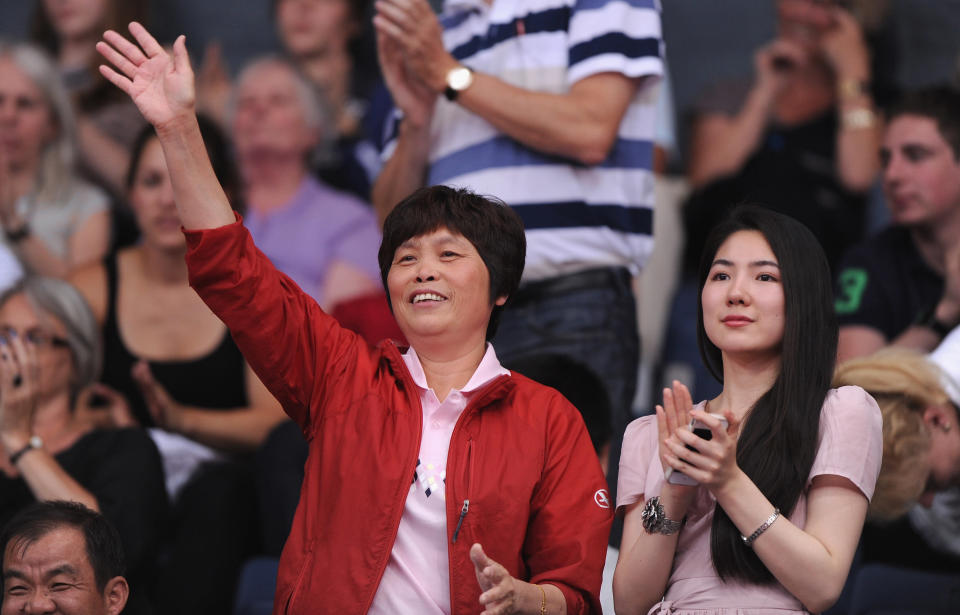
[0,276,166,615]
[614,206,882,614]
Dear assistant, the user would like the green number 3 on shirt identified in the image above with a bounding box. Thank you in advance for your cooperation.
[835,268,868,315]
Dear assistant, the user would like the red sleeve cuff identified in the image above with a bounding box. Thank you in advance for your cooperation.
[545,582,588,615]
[182,211,244,248]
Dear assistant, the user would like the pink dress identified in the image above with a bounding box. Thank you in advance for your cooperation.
[616,386,883,614]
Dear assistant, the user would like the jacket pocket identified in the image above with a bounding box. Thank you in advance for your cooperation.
[281,539,316,614]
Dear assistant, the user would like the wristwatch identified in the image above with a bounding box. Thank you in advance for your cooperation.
[641,496,685,535]
[444,65,474,101]
[4,223,30,244]
[916,304,957,340]
[9,435,43,465]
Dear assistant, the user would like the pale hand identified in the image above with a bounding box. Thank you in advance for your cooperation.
[937,242,960,326]
[374,0,455,92]
[471,543,525,615]
[663,406,741,492]
[655,380,696,478]
[754,38,807,97]
[131,360,185,432]
[96,22,196,130]
[196,41,233,125]
[374,20,437,130]
[0,330,39,452]
[819,7,870,82]
[75,382,137,430]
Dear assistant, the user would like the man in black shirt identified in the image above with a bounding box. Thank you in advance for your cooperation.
[835,86,960,360]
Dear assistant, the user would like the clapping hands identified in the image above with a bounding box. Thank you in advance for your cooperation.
[656,381,741,492]
[0,329,39,465]
[131,360,186,432]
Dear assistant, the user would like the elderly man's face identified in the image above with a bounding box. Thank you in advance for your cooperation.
[1,526,126,615]
[232,63,318,162]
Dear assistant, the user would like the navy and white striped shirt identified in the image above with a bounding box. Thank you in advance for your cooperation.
[384,0,664,281]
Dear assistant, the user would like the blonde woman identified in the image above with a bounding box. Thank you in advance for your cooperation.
[833,349,960,569]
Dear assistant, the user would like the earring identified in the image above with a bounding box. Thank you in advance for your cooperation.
[942,423,952,433]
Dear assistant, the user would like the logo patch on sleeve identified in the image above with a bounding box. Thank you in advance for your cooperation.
[594,489,610,509]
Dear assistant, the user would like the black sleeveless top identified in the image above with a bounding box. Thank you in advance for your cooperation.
[100,253,248,427]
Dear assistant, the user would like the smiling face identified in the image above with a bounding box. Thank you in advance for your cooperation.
[701,230,786,361]
[0,57,56,174]
[1,527,115,615]
[386,227,505,350]
[881,114,960,228]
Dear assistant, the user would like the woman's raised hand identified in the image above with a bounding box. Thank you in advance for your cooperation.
[96,23,195,130]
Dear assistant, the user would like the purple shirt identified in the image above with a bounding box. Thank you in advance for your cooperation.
[244,176,382,302]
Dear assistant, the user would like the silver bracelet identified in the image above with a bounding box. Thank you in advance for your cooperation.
[741,508,780,547]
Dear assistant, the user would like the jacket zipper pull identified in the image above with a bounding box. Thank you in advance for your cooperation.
[452,499,469,543]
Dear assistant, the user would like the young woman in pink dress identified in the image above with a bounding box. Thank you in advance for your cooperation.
[614,205,883,614]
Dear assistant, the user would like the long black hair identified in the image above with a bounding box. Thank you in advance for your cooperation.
[696,205,838,583]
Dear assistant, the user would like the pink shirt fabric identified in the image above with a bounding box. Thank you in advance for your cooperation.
[369,344,509,614]
[616,386,882,614]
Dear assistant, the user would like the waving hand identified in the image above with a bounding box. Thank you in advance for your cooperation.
[95,22,234,230]
[97,23,195,130]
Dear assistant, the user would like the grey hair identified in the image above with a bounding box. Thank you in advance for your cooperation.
[0,40,77,204]
[0,277,101,398]
[230,54,330,141]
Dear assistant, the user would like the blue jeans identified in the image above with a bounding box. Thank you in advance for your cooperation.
[492,267,640,546]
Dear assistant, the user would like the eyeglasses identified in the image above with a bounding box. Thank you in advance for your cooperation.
[0,326,70,349]
[25,328,70,349]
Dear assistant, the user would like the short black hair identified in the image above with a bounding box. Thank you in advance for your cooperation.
[887,85,960,160]
[0,501,126,592]
[505,354,611,453]
[378,185,527,340]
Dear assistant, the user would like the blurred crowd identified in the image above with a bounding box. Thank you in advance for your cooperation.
[0,0,958,613]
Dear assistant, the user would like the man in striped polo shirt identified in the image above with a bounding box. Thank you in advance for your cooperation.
[373,0,663,516]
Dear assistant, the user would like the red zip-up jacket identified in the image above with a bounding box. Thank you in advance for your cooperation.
[185,219,613,614]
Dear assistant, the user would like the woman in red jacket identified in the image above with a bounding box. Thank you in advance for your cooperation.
[96,23,612,615]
